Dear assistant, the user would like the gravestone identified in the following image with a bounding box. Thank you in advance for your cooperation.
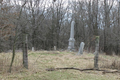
[77,42,85,55]
[32,47,34,52]
[54,46,56,50]
[68,21,75,51]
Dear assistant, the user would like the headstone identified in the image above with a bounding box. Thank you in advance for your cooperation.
[54,46,56,50]
[77,42,85,55]
[68,21,75,51]
[32,47,34,52]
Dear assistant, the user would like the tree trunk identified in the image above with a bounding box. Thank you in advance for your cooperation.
[8,41,16,72]
[23,34,28,69]
[8,32,17,73]
[116,1,120,55]
[94,36,99,69]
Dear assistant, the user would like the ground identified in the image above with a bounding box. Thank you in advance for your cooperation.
[0,50,120,80]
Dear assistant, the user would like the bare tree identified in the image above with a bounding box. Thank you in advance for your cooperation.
[103,0,114,54]
[8,0,27,72]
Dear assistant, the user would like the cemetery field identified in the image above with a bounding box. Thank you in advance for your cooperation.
[0,51,120,80]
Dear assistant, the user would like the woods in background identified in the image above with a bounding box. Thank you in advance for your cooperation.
[0,0,120,55]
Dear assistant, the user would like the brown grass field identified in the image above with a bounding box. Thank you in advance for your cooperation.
[0,50,120,80]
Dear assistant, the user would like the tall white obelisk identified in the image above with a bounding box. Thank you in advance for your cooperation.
[68,21,75,51]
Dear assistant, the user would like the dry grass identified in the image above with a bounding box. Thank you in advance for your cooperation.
[0,52,23,74]
[100,55,120,70]
[101,59,120,70]
[0,51,120,80]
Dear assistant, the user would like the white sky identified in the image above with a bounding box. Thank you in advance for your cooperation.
[2,0,119,9]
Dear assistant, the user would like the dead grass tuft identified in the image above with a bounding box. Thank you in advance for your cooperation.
[0,52,23,74]
[111,60,120,69]
[85,62,94,69]
[100,58,120,70]
[0,53,11,73]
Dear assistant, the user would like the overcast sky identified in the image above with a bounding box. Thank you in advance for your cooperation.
[2,0,119,9]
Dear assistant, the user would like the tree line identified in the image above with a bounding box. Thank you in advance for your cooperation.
[0,0,120,55]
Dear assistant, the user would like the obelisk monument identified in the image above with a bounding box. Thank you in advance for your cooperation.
[68,21,75,51]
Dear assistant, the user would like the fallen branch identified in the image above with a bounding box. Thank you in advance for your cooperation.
[46,67,120,74]
[46,67,98,71]
[102,70,120,74]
